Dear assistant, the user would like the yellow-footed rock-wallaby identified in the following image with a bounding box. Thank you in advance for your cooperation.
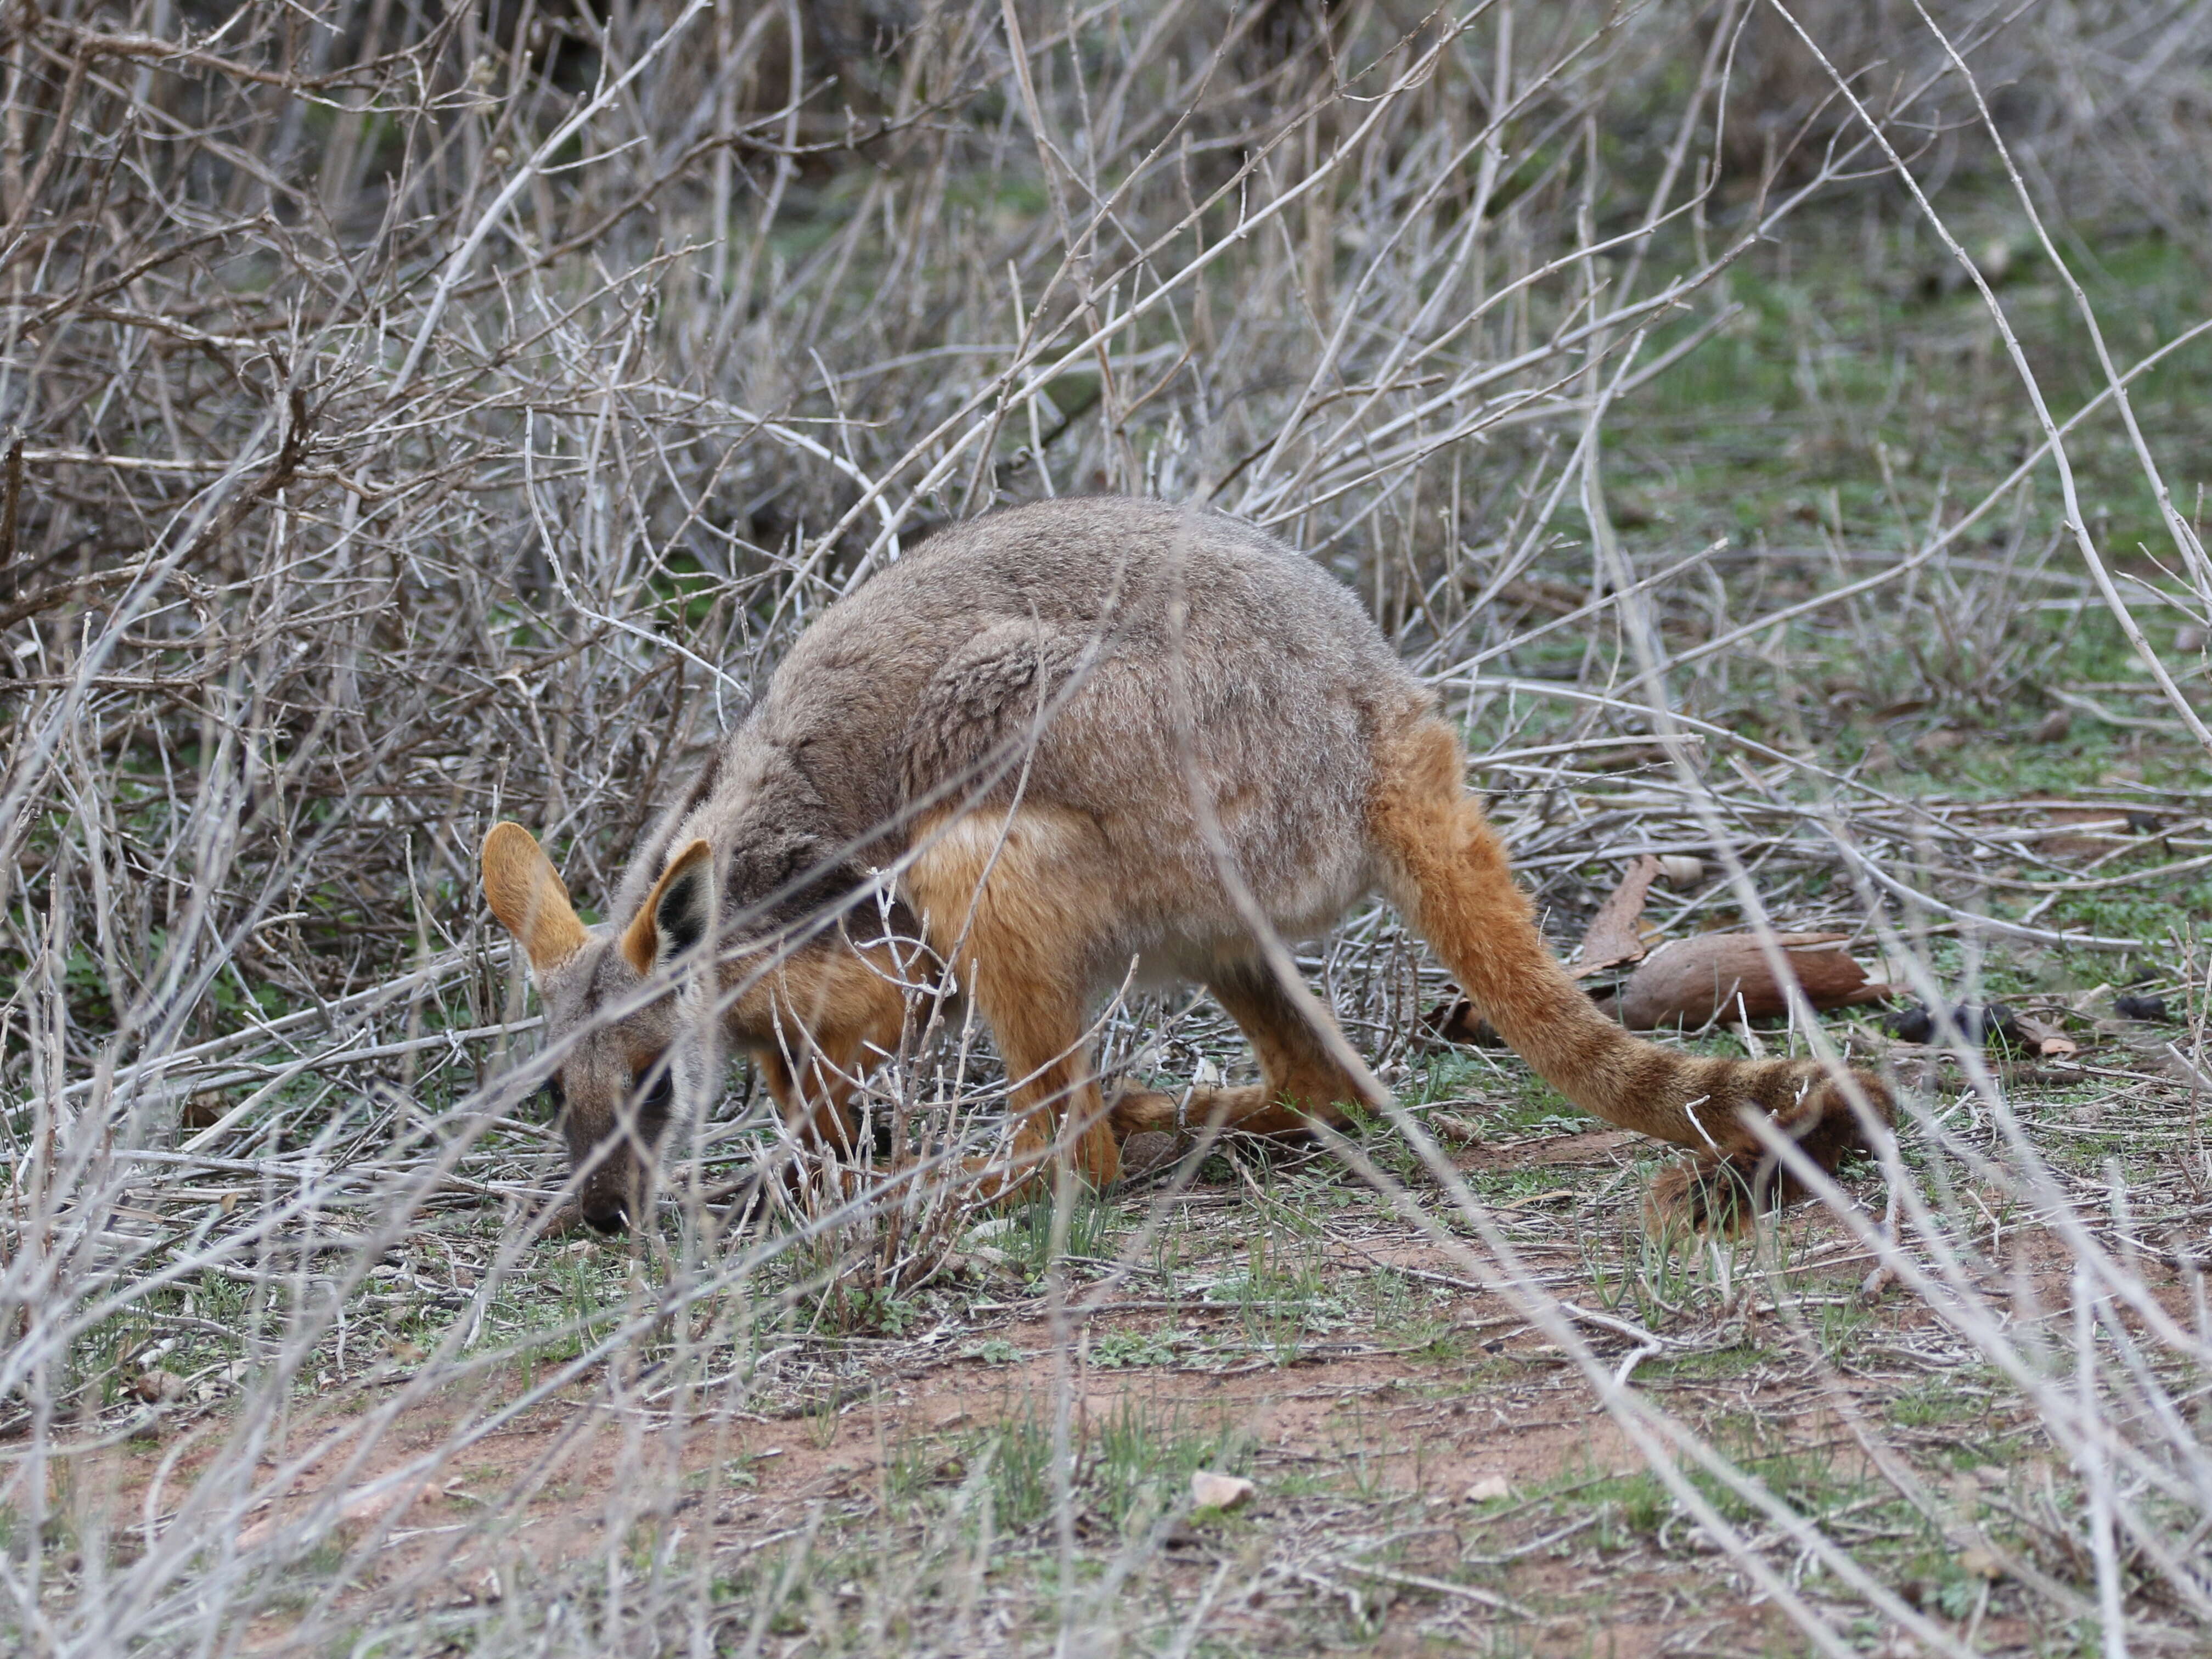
[482,497,1889,1233]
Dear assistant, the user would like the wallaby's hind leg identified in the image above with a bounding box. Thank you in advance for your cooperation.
[1369,713,1892,1228]
[1112,961,1364,1139]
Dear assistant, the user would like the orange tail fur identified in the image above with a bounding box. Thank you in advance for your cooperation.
[1369,716,1890,1227]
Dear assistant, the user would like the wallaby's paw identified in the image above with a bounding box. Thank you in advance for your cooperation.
[1645,1150,1769,1237]
[1791,1071,1893,1167]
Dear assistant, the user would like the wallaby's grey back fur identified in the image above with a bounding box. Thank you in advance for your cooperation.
[628,496,1420,975]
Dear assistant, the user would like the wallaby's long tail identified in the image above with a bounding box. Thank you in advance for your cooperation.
[1368,716,1890,1227]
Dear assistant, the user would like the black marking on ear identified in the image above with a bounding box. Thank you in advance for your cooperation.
[656,869,707,958]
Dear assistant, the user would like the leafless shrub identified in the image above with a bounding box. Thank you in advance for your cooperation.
[3,2,2209,1654]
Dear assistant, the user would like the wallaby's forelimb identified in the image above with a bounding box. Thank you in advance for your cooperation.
[907,808,1122,1194]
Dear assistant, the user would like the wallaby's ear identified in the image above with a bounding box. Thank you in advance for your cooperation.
[621,839,716,976]
[482,822,589,974]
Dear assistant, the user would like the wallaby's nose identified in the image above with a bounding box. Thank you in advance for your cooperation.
[582,1201,629,1235]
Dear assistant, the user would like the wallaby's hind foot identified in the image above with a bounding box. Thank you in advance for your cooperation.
[1104,1082,1330,1185]
[1107,961,1365,1155]
[1108,1087,1181,1135]
[1645,1072,1883,1233]
[1370,713,1893,1228]
[1203,962,1365,1131]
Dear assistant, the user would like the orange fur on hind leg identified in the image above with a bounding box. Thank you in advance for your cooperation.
[1204,963,1364,1133]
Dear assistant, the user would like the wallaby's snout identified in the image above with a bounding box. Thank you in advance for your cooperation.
[482,823,716,1236]
[580,1193,631,1234]
[569,1112,639,1235]
[562,1068,673,1236]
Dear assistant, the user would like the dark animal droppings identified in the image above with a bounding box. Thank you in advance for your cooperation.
[1968,1003,2025,1047]
[1882,1004,1934,1043]
[1882,1002,2024,1047]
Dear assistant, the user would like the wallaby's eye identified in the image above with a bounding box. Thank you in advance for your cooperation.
[638,1067,674,1118]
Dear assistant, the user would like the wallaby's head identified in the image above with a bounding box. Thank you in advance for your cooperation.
[481,822,719,1234]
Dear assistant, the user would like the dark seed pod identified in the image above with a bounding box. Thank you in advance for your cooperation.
[2114,993,2172,1023]
[1882,1002,2024,1047]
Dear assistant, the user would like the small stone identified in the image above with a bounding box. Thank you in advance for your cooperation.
[1654,854,1704,889]
[1882,1004,1935,1043]
[2029,708,2071,744]
[1957,1545,2005,1581]
[1463,1473,1512,1504]
[1190,1470,1254,1511]
[133,1370,188,1405]
[1426,1111,1484,1145]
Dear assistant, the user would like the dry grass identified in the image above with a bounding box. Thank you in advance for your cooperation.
[4,2,2211,1654]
